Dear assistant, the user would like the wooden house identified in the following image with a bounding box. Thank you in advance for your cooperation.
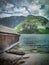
[0,25,20,53]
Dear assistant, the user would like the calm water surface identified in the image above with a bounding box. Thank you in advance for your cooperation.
[19,34,49,51]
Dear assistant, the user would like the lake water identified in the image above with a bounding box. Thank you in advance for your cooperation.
[19,34,49,52]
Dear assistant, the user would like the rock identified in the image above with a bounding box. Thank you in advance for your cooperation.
[6,49,25,55]
[17,60,25,65]
[22,54,30,59]
[0,52,22,65]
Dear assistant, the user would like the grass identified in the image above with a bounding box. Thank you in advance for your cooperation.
[14,21,49,34]
[38,29,49,34]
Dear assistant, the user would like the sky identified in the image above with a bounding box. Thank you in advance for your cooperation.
[0,0,49,19]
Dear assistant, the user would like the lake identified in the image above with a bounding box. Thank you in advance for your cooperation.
[19,34,49,52]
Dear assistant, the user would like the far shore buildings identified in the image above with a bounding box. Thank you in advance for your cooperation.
[0,25,20,53]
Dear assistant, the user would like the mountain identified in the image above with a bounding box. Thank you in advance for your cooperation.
[15,15,49,34]
[0,16,25,28]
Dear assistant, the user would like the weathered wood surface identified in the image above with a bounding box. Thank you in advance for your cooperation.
[0,25,20,53]
[0,34,20,53]
[0,34,19,47]
[0,25,19,34]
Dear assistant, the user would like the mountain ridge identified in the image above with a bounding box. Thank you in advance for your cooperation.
[0,16,25,28]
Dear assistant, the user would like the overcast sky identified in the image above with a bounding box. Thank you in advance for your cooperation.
[0,0,49,19]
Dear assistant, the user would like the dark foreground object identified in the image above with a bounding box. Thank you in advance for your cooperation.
[0,52,29,65]
[0,52,22,65]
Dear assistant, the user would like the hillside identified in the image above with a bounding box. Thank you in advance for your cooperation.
[15,15,49,34]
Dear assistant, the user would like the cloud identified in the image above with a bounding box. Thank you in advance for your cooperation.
[0,13,23,18]
[0,0,49,19]
[28,4,41,15]
[0,6,29,18]
[5,3,14,9]
[0,13,12,18]
[0,7,29,18]
[39,0,49,5]
[14,7,29,16]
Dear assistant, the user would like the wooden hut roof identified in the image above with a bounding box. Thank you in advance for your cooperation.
[0,25,19,35]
